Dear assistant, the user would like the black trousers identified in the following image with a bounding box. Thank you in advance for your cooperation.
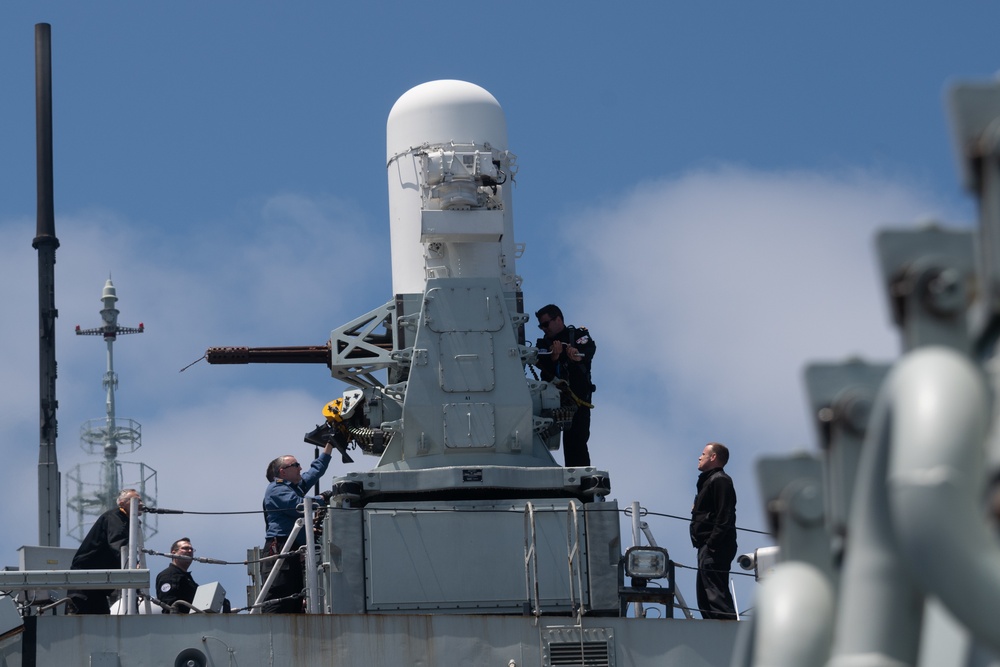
[67,589,112,615]
[563,405,592,467]
[261,537,304,614]
[696,545,737,620]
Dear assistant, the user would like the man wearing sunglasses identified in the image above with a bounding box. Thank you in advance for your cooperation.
[534,304,596,467]
[261,440,335,613]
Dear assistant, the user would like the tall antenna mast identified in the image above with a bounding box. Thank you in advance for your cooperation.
[68,280,157,541]
[33,22,60,547]
[74,279,144,501]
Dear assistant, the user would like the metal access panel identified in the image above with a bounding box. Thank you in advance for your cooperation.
[424,284,506,333]
[420,209,505,243]
[439,332,495,392]
[443,402,495,448]
[364,500,587,613]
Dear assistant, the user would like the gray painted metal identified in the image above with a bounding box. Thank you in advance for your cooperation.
[375,276,554,470]
[1,614,739,667]
[369,501,582,613]
[322,499,621,616]
[333,465,602,495]
[803,359,889,556]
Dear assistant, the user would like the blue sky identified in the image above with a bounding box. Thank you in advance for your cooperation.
[1,2,997,616]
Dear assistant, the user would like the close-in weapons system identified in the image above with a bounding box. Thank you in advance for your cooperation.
[206,79,637,620]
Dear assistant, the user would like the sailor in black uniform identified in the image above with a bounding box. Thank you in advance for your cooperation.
[155,537,199,613]
[534,304,596,467]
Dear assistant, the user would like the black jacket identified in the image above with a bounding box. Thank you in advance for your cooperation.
[690,467,737,553]
[535,325,596,399]
[71,507,130,571]
[156,563,199,613]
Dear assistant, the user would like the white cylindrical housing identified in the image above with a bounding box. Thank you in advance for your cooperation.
[753,562,835,666]
[386,80,517,296]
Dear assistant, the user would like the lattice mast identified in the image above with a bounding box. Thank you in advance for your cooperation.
[68,279,156,541]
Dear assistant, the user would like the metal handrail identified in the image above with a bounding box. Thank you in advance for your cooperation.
[251,519,304,614]
[631,500,693,619]
[303,497,320,614]
[566,501,585,626]
[523,502,540,620]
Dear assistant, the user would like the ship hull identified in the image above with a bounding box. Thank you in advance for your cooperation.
[5,613,739,666]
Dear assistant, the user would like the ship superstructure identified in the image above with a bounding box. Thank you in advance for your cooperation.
[214,80,641,621]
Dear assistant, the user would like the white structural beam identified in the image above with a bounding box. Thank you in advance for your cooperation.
[0,569,149,590]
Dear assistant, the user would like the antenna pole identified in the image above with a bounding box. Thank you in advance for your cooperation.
[34,22,61,547]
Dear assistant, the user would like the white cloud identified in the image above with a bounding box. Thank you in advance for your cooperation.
[559,165,967,614]
[568,166,960,443]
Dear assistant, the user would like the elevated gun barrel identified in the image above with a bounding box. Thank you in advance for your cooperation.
[206,346,331,365]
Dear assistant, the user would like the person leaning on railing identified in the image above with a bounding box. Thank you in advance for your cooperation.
[67,488,141,615]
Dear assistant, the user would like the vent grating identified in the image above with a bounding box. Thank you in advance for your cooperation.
[543,628,614,667]
[548,641,611,667]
